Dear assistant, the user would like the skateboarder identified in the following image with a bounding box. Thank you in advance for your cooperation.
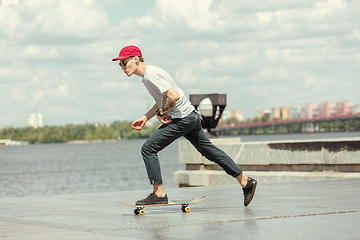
[112,45,257,207]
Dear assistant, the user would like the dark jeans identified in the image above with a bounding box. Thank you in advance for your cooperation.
[141,111,243,185]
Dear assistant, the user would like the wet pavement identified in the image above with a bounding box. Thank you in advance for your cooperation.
[0,178,359,239]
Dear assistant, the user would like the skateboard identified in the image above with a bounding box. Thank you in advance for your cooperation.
[119,196,206,215]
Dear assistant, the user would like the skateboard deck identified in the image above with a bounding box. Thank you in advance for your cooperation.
[119,196,206,215]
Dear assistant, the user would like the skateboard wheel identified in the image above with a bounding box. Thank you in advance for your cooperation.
[139,209,145,216]
[182,206,191,213]
[134,209,140,215]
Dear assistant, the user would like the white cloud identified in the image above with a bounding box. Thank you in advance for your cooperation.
[128,0,349,41]
[256,0,348,24]
[175,64,199,86]
[257,68,289,80]
[0,0,109,41]
[11,88,27,101]
[21,45,62,60]
[0,109,19,125]
[155,0,222,32]
[32,89,44,102]
[51,81,70,99]
[105,102,114,109]
[98,81,132,92]
[256,12,272,23]
[304,76,317,87]
[1,0,360,126]
[0,68,12,78]
[47,106,72,114]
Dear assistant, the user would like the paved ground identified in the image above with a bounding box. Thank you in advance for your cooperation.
[0,178,359,240]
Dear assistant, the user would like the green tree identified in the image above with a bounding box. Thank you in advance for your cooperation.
[0,120,161,144]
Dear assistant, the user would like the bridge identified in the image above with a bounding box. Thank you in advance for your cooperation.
[214,113,360,136]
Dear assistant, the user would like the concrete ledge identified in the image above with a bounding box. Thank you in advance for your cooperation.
[179,137,360,166]
[177,137,360,187]
[174,170,360,187]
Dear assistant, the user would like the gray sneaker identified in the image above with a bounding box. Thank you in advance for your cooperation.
[242,177,257,207]
[135,192,168,205]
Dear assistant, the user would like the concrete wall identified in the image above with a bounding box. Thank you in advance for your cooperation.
[175,137,360,187]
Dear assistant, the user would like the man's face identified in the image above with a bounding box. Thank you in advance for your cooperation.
[119,57,136,76]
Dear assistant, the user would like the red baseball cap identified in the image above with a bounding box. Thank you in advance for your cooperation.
[112,45,142,61]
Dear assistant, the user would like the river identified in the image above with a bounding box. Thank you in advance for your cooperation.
[1,132,359,198]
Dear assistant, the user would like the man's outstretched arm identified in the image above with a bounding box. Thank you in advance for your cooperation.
[132,104,158,131]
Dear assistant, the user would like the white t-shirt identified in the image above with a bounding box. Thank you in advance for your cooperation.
[142,65,194,119]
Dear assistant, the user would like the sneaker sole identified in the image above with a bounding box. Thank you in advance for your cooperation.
[136,202,168,206]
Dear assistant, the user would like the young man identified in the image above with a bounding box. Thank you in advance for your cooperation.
[112,45,257,207]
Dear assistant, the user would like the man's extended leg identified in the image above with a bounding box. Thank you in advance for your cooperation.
[184,112,257,206]
[183,114,243,178]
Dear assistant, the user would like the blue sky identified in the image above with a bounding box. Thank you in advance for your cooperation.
[1,0,359,127]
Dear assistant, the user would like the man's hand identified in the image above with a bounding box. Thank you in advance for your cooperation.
[132,116,147,131]
[157,115,172,125]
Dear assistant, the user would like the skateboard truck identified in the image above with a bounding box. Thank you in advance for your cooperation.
[133,204,191,216]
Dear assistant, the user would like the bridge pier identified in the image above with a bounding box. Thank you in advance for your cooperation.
[275,126,280,134]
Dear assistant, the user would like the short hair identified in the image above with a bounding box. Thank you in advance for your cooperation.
[138,56,144,62]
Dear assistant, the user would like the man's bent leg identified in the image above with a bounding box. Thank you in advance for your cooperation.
[139,125,181,204]
[141,116,198,188]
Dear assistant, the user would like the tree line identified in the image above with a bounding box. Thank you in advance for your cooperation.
[0,121,161,144]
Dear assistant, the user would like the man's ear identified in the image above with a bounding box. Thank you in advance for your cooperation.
[134,56,139,65]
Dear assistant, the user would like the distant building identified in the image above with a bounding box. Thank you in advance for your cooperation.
[318,102,329,118]
[272,107,291,120]
[351,105,360,114]
[271,107,280,119]
[299,103,317,119]
[28,113,43,128]
[312,108,319,118]
[221,109,244,122]
[290,105,300,119]
[336,100,352,116]
[258,109,272,121]
[230,109,244,122]
[330,107,336,117]
[221,110,230,121]
[257,100,358,122]
[0,139,28,146]
[314,100,352,118]
[258,106,299,121]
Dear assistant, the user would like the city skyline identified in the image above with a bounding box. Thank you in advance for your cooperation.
[1,0,359,127]
[258,99,360,121]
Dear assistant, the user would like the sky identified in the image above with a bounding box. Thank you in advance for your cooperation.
[0,0,359,127]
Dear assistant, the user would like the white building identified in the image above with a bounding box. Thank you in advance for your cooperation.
[28,113,43,128]
[299,103,317,119]
[351,105,360,114]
